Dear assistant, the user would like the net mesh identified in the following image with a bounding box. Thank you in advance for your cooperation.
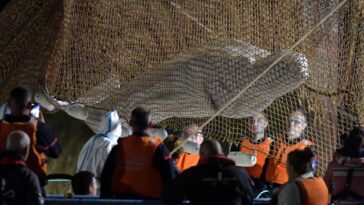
[1,0,363,175]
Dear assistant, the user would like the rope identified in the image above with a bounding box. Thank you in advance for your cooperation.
[168,1,214,34]
[170,0,348,155]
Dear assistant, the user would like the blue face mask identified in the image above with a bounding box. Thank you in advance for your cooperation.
[254,127,265,134]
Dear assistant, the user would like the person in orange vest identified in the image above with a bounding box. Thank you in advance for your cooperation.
[175,124,204,172]
[272,147,328,205]
[266,110,312,186]
[100,107,178,199]
[236,112,272,192]
[0,87,61,191]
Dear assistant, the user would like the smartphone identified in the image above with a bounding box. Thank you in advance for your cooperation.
[31,103,40,118]
[0,103,10,119]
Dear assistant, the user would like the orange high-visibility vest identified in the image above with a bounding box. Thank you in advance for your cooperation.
[240,137,271,179]
[266,137,312,184]
[295,177,329,205]
[0,119,47,177]
[111,135,163,198]
[176,152,200,172]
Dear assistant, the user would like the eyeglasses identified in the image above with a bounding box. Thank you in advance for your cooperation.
[188,132,203,140]
[193,132,203,138]
[290,118,305,124]
[252,117,266,122]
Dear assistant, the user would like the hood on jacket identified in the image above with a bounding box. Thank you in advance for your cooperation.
[98,109,122,140]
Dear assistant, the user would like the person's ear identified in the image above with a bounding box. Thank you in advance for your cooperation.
[21,146,29,161]
[89,178,98,196]
[302,122,307,130]
[26,101,32,110]
[89,186,95,196]
[129,118,135,127]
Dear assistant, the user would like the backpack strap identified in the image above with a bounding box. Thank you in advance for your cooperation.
[332,167,363,201]
[345,167,354,189]
[294,179,307,205]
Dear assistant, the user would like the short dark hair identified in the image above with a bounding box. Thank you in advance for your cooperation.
[200,139,223,156]
[287,147,315,175]
[71,171,95,195]
[129,107,151,130]
[9,87,32,109]
[338,127,364,158]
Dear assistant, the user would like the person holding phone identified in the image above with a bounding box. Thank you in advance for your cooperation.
[0,87,62,194]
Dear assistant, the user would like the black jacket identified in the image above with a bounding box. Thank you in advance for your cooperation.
[164,155,255,205]
[0,151,44,205]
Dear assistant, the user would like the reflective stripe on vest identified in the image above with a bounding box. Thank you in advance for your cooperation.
[0,119,47,177]
[240,137,271,178]
[176,152,200,172]
[295,177,329,205]
[111,135,163,198]
[266,137,312,184]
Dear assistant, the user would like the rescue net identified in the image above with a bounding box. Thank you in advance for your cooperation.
[1,0,363,175]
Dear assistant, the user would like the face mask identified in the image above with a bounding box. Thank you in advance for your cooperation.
[254,127,265,134]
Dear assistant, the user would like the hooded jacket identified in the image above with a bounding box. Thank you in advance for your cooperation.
[77,110,131,177]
